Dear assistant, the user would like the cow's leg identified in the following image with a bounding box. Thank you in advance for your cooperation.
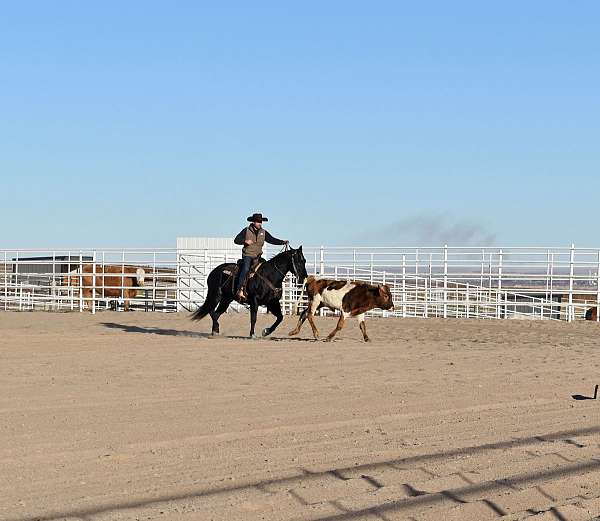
[305,297,322,340]
[263,300,283,337]
[325,312,348,342]
[210,297,231,336]
[249,299,259,339]
[357,313,370,342]
[289,302,311,336]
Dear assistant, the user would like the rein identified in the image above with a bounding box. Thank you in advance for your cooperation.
[270,250,295,279]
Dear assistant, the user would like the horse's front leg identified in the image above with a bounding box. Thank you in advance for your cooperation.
[263,300,283,337]
[249,300,259,339]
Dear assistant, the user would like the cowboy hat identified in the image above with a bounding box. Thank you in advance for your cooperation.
[247,213,268,222]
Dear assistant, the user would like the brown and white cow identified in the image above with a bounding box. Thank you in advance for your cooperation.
[289,276,394,342]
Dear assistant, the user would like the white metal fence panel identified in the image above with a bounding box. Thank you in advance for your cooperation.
[1,245,599,321]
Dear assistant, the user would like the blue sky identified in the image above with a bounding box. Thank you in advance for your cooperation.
[1,2,599,248]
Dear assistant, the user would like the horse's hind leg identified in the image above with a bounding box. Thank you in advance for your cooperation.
[249,300,259,338]
[209,297,230,336]
[263,300,283,337]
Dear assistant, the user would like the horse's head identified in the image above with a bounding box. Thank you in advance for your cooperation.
[288,246,308,284]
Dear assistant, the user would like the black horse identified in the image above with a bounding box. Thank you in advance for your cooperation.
[191,247,308,338]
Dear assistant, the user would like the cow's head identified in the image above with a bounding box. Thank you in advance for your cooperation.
[135,268,145,287]
[376,284,394,310]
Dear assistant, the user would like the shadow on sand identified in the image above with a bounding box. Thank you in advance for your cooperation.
[101,322,210,338]
[101,322,316,342]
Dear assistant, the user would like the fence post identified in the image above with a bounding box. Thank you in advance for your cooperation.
[121,251,126,312]
[545,249,550,301]
[91,251,96,315]
[424,278,428,318]
[68,250,74,311]
[79,251,83,312]
[176,250,181,312]
[319,246,324,276]
[152,251,157,312]
[596,250,600,322]
[415,249,419,277]
[319,246,325,315]
[203,249,208,304]
[101,251,105,310]
[568,243,575,322]
[549,252,554,317]
[497,249,503,319]
[466,283,470,319]
[443,245,448,319]
[3,251,7,311]
[402,254,406,318]
[51,251,56,311]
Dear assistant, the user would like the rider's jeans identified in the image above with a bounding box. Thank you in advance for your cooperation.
[236,255,255,292]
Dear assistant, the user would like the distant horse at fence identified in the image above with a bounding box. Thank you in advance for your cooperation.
[74,265,145,311]
[585,307,599,321]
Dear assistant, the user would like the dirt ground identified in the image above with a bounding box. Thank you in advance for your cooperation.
[2,311,600,521]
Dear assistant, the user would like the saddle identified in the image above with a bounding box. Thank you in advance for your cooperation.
[224,257,281,301]
[223,257,265,279]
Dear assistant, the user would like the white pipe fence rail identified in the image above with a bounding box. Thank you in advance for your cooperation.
[1,245,599,321]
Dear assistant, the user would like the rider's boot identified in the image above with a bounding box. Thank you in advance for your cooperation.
[236,287,247,303]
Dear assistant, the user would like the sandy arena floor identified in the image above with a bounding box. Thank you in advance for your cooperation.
[2,311,600,521]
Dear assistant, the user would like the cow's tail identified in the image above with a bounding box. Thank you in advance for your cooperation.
[135,268,145,286]
[191,283,220,321]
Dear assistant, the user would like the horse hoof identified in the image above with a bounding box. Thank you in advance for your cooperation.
[262,328,271,337]
[210,331,220,337]
[249,334,258,340]
[288,330,298,336]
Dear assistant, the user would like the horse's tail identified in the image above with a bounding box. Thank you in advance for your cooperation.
[191,271,222,321]
[191,287,218,321]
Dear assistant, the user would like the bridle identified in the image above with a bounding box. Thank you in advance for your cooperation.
[272,249,301,281]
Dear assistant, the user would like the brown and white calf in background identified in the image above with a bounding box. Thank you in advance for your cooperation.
[289,276,394,342]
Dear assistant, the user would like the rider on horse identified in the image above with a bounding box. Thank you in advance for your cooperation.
[234,213,288,301]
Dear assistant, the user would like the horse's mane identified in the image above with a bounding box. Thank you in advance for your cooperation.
[267,248,292,264]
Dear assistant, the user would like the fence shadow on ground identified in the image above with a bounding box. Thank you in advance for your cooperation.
[7,424,600,521]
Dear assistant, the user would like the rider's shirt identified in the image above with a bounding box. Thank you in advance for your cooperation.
[234,225,286,257]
